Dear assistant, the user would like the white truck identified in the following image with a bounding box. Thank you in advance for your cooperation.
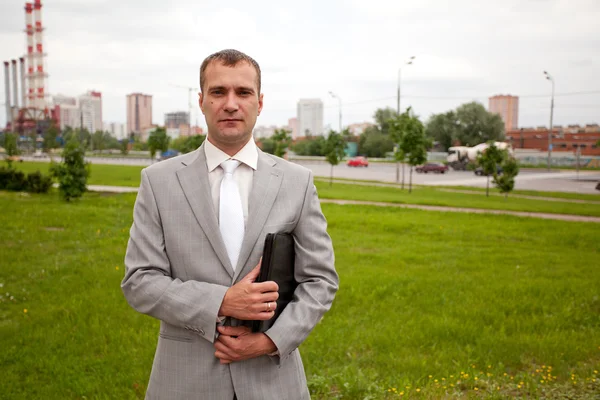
[447,142,512,171]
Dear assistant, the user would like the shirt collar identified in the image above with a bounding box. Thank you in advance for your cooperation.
[205,136,258,173]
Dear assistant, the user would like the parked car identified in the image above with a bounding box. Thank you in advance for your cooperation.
[346,156,369,167]
[415,162,448,174]
[474,166,503,176]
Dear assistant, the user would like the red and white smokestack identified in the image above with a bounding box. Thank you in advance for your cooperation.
[19,57,26,109]
[25,2,35,108]
[33,0,46,110]
[4,61,12,128]
[11,60,19,108]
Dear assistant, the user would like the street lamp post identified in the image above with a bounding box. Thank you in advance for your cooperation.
[543,71,554,171]
[396,56,415,184]
[329,91,342,132]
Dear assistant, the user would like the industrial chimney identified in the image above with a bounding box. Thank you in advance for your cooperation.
[11,60,19,109]
[4,62,11,128]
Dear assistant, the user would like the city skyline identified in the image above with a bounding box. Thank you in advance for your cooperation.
[1,0,599,131]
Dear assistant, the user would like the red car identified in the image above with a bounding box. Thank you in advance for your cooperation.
[346,156,369,167]
[415,162,449,173]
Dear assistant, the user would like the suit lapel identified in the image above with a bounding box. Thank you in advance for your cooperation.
[233,151,283,281]
[176,144,235,278]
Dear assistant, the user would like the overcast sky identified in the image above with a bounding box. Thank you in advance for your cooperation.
[1,0,599,131]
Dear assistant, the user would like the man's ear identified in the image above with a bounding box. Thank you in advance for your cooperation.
[257,93,264,116]
[198,92,205,115]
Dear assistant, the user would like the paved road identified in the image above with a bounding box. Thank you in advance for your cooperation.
[23,156,600,195]
[297,161,600,195]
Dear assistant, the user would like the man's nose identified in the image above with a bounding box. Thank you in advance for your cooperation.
[223,93,239,112]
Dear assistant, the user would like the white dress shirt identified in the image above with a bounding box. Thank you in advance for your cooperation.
[205,137,258,226]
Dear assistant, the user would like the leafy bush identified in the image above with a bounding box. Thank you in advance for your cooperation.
[50,139,90,201]
[0,166,53,193]
[26,171,54,193]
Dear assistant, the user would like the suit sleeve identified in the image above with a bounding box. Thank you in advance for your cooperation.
[264,171,339,360]
[121,169,228,343]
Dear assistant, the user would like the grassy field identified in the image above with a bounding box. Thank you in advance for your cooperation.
[10,161,600,218]
[0,190,598,399]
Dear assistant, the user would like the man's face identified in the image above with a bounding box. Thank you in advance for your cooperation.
[199,61,263,153]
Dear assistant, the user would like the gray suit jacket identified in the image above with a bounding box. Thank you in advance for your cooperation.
[122,143,339,400]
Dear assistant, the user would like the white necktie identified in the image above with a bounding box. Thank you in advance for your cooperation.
[219,159,244,270]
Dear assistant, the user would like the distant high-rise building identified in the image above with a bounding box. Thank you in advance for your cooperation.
[287,117,298,139]
[126,93,153,134]
[103,122,127,140]
[297,99,324,137]
[165,111,189,129]
[79,91,102,133]
[55,103,80,130]
[489,94,519,131]
[51,94,80,130]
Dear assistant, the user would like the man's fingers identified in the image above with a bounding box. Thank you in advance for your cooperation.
[244,263,262,282]
[217,325,251,337]
[254,281,279,293]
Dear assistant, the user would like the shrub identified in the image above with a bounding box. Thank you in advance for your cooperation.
[26,171,53,193]
[50,138,90,201]
[0,167,53,193]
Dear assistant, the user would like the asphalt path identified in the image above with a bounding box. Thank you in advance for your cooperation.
[296,161,600,195]
[20,156,600,195]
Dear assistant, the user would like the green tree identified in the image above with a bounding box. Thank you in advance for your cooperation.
[147,127,170,161]
[104,132,120,150]
[323,130,346,186]
[4,132,19,169]
[425,102,505,149]
[398,110,429,193]
[259,138,275,155]
[43,122,60,153]
[425,111,457,151]
[374,107,398,136]
[271,128,292,158]
[358,127,394,157]
[476,142,506,197]
[120,139,129,156]
[50,138,90,201]
[455,102,505,146]
[91,131,105,154]
[181,135,205,154]
[292,137,326,156]
[390,109,422,190]
[494,155,519,199]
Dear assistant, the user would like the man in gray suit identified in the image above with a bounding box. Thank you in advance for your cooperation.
[122,49,339,399]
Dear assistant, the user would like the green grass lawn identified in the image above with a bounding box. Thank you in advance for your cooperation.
[13,161,144,187]
[10,161,600,218]
[313,182,600,217]
[0,191,598,399]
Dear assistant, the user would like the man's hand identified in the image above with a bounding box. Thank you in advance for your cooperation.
[219,261,279,321]
[214,325,277,364]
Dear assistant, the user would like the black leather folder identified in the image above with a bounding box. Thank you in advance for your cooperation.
[252,232,297,333]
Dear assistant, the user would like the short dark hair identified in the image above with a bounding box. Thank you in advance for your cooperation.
[199,49,261,94]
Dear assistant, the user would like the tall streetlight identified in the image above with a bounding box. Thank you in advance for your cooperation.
[397,56,415,115]
[543,71,554,171]
[396,56,415,184]
[329,91,342,132]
